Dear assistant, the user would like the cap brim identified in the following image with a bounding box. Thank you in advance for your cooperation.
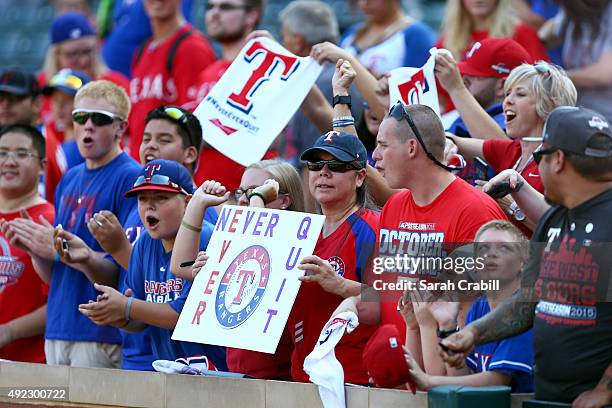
[0,85,29,95]
[124,185,184,197]
[457,61,490,78]
[300,146,356,163]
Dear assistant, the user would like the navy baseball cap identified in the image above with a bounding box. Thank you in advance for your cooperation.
[300,131,367,168]
[125,160,194,197]
[0,70,41,95]
[51,12,95,45]
[527,106,612,158]
[42,69,90,96]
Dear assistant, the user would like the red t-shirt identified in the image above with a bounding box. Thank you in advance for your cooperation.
[287,209,380,384]
[483,138,543,236]
[0,202,54,363]
[378,178,507,340]
[43,125,68,205]
[192,60,277,192]
[129,24,217,160]
[226,327,292,380]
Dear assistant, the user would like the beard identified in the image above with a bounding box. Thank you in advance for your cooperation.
[544,193,559,206]
[209,25,248,43]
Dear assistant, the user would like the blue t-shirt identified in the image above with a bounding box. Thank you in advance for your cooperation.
[465,296,534,393]
[61,140,85,170]
[47,152,140,343]
[125,227,225,368]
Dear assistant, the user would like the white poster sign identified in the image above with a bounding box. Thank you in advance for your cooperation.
[193,37,323,167]
[388,49,440,117]
[173,205,325,353]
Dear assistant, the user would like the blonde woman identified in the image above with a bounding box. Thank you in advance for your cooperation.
[436,0,548,63]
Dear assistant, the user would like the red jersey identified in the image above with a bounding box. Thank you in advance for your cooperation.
[378,178,507,340]
[43,125,68,205]
[483,138,543,236]
[129,24,216,160]
[192,60,277,191]
[288,208,380,384]
[0,202,54,363]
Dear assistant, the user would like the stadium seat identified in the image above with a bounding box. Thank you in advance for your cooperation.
[428,385,512,408]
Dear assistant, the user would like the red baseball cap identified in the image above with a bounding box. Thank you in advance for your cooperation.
[363,325,416,393]
[457,38,532,79]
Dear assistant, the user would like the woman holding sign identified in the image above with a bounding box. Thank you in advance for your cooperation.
[170,159,303,380]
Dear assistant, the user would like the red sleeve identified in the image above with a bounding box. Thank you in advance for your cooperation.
[513,23,549,62]
[44,127,66,206]
[100,70,130,94]
[173,35,217,107]
[482,138,517,173]
[454,198,508,242]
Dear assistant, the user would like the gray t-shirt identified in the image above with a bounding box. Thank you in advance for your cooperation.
[556,4,612,122]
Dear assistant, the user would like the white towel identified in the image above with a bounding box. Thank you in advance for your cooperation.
[303,311,359,408]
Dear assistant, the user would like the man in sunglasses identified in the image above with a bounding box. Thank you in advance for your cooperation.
[441,106,612,406]
[27,80,141,368]
[78,160,226,369]
[192,0,269,193]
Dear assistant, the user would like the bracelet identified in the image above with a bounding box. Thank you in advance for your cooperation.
[247,191,267,204]
[437,326,459,339]
[124,296,133,322]
[333,115,354,122]
[181,219,202,233]
[332,120,355,127]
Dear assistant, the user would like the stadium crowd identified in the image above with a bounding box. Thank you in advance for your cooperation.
[0,0,611,407]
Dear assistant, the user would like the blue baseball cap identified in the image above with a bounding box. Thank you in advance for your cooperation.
[42,69,90,96]
[125,160,194,197]
[51,12,95,45]
[300,131,367,168]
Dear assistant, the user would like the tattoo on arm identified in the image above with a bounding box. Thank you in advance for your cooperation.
[472,288,537,345]
[597,360,612,391]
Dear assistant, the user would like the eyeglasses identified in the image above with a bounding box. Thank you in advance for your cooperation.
[205,2,249,11]
[306,159,361,172]
[60,47,95,61]
[233,185,287,202]
[72,109,123,126]
[49,71,83,91]
[532,147,558,164]
[388,102,454,172]
[0,149,38,162]
[133,174,189,195]
[159,106,194,147]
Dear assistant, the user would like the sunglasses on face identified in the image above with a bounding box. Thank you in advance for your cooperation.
[388,102,454,172]
[306,159,361,172]
[159,106,194,147]
[133,174,189,195]
[72,109,123,126]
[532,147,558,164]
[205,2,249,11]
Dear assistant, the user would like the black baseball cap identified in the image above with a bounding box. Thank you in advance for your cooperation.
[300,131,367,168]
[0,70,41,96]
[526,106,612,158]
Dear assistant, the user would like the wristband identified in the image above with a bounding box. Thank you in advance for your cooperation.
[437,326,459,339]
[333,115,354,122]
[247,191,267,204]
[333,121,355,127]
[124,296,133,322]
[181,219,202,233]
[332,95,351,109]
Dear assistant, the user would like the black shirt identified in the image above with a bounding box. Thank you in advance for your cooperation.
[522,188,612,402]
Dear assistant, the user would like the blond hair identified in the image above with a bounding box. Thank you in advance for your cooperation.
[504,62,577,120]
[42,37,108,81]
[74,80,131,119]
[442,0,517,60]
[247,159,305,212]
[474,219,529,261]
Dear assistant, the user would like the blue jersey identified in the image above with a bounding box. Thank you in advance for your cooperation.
[465,296,534,393]
[47,153,140,343]
[125,227,226,368]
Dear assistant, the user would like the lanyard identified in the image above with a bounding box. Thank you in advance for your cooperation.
[513,144,542,173]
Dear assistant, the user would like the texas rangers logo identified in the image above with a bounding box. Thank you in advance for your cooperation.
[398,69,429,105]
[0,238,24,293]
[145,163,161,178]
[328,255,345,277]
[323,131,339,143]
[215,245,271,328]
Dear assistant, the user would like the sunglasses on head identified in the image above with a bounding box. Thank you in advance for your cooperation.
[306,159,362,172]
[533,63,553,92]
[159,106,194,147]
[388,102,454,172]
[133,174,189,195]
[72,109,123,126]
